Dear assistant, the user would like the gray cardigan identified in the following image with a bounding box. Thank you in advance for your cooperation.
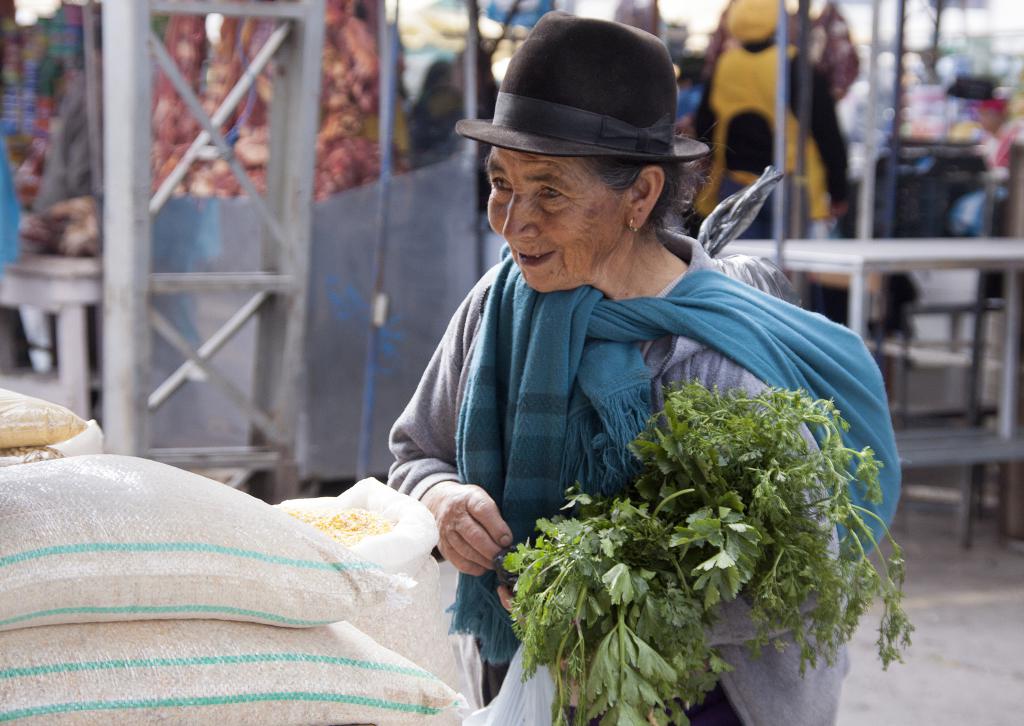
[388,234,846,726]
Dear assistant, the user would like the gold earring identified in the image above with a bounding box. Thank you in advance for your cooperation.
[628,217,639,232]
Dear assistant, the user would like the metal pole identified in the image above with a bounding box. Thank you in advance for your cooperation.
[999,269,1021,440]
[772,0,790,263]
[856,0,884,240]
[464,0,484,278]
[82,0,103,212]
[463,0,479,126]
[792,0,812,239]
[1007,143,1024,238]
[250,0,326,501]
[1002,144,1024,439]
[357,0,401,479]
[880,0,907,239]
[149,291,269,410]
[102,1,152,455]
[930,0,946,82]
[872,0,905,365]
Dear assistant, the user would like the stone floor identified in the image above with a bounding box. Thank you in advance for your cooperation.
[837,501,1024,726]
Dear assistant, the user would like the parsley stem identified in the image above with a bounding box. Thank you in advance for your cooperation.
[653,486,696,517]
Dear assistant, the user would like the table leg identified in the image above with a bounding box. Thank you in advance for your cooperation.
[0,307,18,371]
[999,270,1021,440]
[57,305,90,419]
[848,267,869,339]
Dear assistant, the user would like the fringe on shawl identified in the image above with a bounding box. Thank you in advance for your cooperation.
[450,570,520,664]
[451,382,650,664]
[560,384,650,497]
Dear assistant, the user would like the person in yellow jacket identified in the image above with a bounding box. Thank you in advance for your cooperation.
[694,0,848,237]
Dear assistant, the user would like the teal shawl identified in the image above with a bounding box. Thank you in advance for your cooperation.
[453,255,900,664]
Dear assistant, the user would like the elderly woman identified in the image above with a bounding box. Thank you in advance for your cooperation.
[389,12,897,726]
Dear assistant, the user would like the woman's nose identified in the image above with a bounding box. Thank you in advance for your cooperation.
[500,195,538,241]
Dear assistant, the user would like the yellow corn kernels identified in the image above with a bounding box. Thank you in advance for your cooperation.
[283,507,394,547]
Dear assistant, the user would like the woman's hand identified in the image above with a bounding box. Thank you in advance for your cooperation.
[421,481,514,576]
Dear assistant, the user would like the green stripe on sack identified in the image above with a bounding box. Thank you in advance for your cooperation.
[0,692,445,721]
[0,542,378,572]
[0,653,437,681]
[0,606,334,629]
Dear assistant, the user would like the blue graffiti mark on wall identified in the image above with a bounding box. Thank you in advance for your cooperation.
[151,197,224,348]
[325,274,404,375]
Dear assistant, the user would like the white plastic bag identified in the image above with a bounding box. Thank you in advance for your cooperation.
[279,478,459,690]
[281,477,438,574]
[462,645,555,726]
[52,419,104,457]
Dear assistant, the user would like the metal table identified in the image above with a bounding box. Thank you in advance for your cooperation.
[0,254,102,418]
[726,238,1024,468]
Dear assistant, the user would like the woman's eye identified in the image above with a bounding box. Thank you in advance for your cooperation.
[489,178,510,192]
[540,186,561,198]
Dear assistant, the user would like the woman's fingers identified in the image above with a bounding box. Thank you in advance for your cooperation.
[456,511,508,564]
[445,526,494,573]
[497,585,513,611]
[466,492,514,550]
[439,542,487,576]
[425,482,514,577]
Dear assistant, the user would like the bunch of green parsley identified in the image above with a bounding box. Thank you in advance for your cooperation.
[504,383,913,726]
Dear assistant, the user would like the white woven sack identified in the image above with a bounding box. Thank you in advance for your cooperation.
[280,479,459,690]
[0,455,404,632]
[0,388,87,449]
[346,554,459,692]
[0,618,459,725]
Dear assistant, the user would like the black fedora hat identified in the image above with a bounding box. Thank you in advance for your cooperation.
[456,12,709,161]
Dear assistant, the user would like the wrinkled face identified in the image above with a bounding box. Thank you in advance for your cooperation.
[486,148,631,293]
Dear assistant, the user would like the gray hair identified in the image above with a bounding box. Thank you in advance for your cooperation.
[582,157,704,233]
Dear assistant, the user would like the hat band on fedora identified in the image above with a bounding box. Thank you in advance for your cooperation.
[492,92,674,155]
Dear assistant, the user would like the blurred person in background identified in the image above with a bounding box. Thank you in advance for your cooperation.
[701,0,859,103]
[674,56,705,138]
[976,97,1024,171]
[694,0,849,239]
[409,59,463,168]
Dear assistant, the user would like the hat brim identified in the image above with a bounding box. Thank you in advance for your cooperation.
[455,119,710,161]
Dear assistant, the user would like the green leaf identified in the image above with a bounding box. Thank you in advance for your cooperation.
[696,550,737,572]
[603,563,635,605]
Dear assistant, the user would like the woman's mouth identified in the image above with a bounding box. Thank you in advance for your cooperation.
[517,251,554,268]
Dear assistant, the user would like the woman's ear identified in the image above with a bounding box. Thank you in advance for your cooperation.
[630,165,665,228]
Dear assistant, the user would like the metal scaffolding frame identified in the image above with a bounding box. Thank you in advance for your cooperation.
[102,0,326,502]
